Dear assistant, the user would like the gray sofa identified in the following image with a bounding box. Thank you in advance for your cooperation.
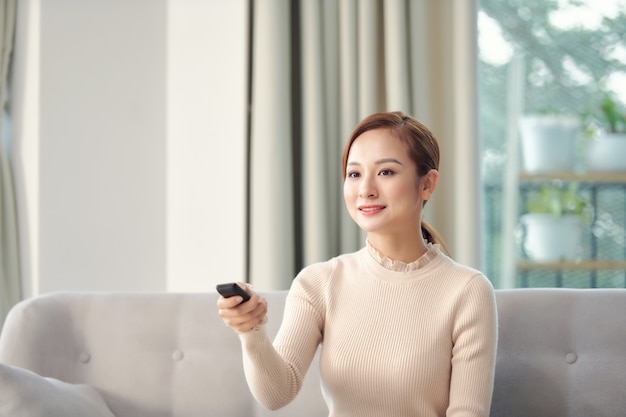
[1,288,625,417]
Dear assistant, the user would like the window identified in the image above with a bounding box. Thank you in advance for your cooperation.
[478,0,626,288]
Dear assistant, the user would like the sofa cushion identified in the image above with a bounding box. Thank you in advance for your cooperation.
[0,363,115,417]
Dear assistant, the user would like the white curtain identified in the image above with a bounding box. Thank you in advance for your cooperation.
[0,0,19,327]
[249,0,479,290]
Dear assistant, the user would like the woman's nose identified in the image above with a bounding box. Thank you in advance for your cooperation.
[358,178,377,198]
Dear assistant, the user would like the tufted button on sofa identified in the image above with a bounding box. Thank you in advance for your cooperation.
[1,288,626,417]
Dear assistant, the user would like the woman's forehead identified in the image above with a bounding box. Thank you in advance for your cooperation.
[349,129,410,158]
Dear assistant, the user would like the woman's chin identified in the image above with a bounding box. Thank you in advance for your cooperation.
[355,222,385,234]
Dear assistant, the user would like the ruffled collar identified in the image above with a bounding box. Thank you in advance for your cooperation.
[366,240,440,272]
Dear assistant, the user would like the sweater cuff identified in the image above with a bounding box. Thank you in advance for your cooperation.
[238,326,274,357]
[235,315,268,335]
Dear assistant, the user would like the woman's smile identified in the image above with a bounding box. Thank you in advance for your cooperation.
[358,205,386,215]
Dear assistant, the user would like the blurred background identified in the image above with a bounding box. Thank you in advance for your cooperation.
[1,0,626,326]
[479,0,626,288]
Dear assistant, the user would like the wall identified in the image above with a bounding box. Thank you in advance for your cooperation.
[11,0,247,296]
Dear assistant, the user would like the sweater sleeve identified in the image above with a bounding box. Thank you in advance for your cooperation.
[447,273,498,417]
[238,267,326,410]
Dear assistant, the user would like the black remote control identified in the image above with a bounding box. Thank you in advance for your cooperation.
[216,282,251,303]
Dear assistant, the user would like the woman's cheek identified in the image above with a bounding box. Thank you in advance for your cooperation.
[343,182,359,216]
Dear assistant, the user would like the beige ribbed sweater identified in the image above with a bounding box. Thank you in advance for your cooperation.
[240,243,498,417]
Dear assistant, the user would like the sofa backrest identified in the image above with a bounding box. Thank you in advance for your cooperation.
[1,288,626,417]
[491,288,626,417]
[0,291,325,417]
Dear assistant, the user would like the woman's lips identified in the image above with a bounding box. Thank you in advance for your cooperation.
[358,205,385,215]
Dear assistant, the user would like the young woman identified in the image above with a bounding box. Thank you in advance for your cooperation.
[217,111,498,417]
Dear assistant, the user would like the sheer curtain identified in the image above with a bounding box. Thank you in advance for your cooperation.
[0,0,19,326]
[249,0,479,289]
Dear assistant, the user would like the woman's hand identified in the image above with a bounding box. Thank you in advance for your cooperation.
[217,282,268,333]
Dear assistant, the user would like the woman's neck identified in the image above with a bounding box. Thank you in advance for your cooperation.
[367,233,429,264]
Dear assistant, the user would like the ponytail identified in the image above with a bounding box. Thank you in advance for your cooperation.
[421,221,450,256]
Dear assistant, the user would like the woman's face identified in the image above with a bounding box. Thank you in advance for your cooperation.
[343,128,436,237]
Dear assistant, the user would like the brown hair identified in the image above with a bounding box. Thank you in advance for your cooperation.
[341,111,450,255]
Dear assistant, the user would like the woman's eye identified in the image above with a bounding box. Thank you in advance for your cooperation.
[379,169,395,176]
[347,171,360,178]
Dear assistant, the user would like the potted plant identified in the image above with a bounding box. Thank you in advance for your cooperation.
[585,95,626,172]
[520,183,591,262]
[519,110,581,174]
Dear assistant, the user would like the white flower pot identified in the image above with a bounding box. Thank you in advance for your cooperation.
[585,133,626,172]
[521,213,583,262]
[519,115,580,173]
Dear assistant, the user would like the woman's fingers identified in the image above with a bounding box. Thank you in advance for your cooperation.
[217,291,268,332]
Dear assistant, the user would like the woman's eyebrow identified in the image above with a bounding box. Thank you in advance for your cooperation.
[347,158,404,166]
[375,158,403,165]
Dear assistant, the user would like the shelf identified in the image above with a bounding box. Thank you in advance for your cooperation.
[519,171,626,184]
[517,260,626,271]
[511,174,626,284]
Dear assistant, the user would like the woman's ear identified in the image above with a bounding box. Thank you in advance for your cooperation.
[419,169,439,201]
